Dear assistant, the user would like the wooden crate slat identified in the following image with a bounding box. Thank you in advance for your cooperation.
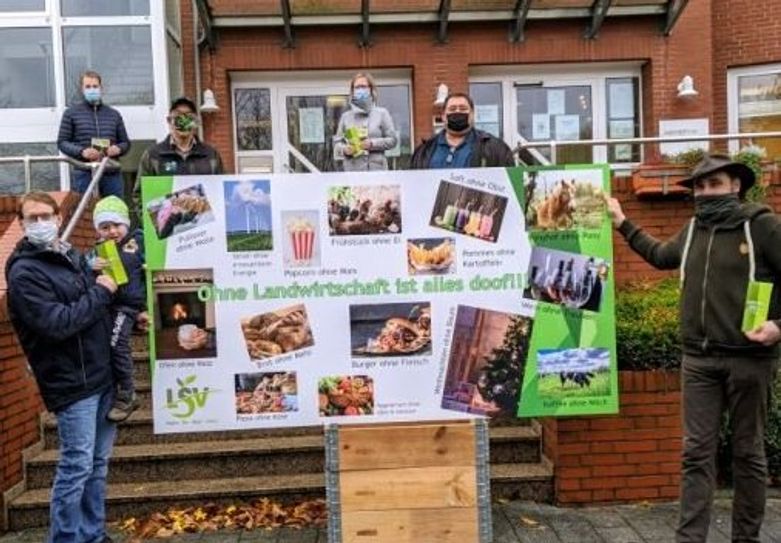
[339,465,477,512]
[337,421,476,471]
[341,507,480,543]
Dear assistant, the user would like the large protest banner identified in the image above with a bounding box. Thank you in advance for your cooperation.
[141,166,616,434]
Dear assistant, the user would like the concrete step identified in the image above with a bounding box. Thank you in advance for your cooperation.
[134,378,151,409]
[26,435,325,489]
[7,461,553,531]
[42,409,324,448]
[30,425,541,489]
[490,458,554,501]
[7,472,324,531]
[42,407,534,449]
[132,351,150,382]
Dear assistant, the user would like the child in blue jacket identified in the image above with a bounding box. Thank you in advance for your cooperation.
[90,196,146,421]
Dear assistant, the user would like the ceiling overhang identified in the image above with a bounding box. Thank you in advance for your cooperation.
[201,1,688,48]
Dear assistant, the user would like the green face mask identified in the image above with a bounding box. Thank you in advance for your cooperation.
[173,114,197,133]
[694,193,740,225]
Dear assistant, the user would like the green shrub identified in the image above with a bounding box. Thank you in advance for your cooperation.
[615,278,682,371]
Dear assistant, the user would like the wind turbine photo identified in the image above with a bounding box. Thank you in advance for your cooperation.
[224,180,273,252]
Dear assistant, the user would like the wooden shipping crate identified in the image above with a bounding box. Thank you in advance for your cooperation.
[325,419,492,543]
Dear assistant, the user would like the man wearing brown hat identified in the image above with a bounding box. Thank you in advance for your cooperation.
[606,153,781,543]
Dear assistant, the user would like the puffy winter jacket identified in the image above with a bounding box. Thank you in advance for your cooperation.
[619,203,781,358]
[57,99,130,172]
[5,240,114,412]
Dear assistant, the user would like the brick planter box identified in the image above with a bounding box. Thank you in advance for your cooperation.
[541,370,682,505]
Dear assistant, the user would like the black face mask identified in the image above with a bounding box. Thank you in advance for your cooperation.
[446,112,471,133]
[694,193,740,225]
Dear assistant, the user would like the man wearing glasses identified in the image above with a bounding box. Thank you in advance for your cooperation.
[6,192,118,543]
[410,92,515,169]
[132,97,224,223]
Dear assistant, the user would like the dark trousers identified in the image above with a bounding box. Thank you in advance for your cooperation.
[110,310,135,393]
[677,354,778,543]
[72,169,124,198]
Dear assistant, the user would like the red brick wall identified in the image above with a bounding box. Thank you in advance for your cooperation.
[181,0,197,102]
[542,371,682,505]
[0,196,41,525]
[0,193,97,528]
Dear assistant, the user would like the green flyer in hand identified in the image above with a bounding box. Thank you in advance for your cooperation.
[344,126,368,157]
[96,240,128,286]
[742,280,774,332]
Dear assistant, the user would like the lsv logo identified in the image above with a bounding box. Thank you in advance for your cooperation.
[165,375,215,419]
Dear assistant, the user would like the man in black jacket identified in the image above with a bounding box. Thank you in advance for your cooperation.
[409,92,515,169]
[57,70,130,198]
[132,97,224,226]
[606,154,781,542]
[6,192,118,543]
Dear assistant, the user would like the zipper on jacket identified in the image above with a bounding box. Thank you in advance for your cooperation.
[700,227,716,352]
[93,106,100,138]
[77,333,88,388]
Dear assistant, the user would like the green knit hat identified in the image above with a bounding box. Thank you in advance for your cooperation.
[93,196,130,229]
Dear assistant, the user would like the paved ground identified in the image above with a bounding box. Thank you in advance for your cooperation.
[2,498,780,542]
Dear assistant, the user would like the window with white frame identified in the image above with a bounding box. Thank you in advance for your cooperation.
[470,63,642,166]
[728,63,781,159]
[165,0,183,100]
[0,142,58,193]
[0,0,171,193]
[0,27,55,108]
[61,0,149,17]
[63,26,154,105]
[0,1,45,12]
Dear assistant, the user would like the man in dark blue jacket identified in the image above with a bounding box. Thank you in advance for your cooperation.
[57,70,130,198]
[6,192,118,543]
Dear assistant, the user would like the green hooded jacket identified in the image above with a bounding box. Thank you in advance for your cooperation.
[619,203,781,358]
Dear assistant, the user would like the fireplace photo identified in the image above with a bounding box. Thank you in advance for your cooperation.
[152,269,217,360]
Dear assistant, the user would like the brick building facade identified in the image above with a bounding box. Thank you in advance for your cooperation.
[181,0,781,280]
[2,0,781,520]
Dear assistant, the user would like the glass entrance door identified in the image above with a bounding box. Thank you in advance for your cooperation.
[516,84,593,165]
[280,84,413,173]
[282,89,348,173]
[232,72,413,175]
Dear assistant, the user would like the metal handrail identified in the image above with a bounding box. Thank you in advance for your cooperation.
[517,131,781,165]
[0,154,120,243]
[60,156,114,243]
[0,154,120,193]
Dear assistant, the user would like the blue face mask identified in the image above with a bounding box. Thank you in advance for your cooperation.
[25,220,59,247]
[352,88,372,110]
[83,88,102,104]
[353,88,371,101]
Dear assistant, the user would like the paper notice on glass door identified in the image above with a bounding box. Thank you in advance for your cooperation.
[532,114,550,140]
[299,107,325,144]
[609,82,635,118]
[554,115,580,141]
[609,120,634,160]
[475,105,499,124]
[547,90,566,116]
